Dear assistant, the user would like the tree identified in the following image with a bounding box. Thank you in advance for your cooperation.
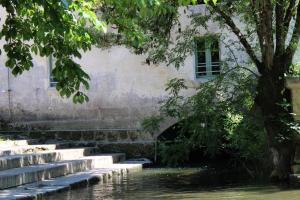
[192,0,300,181]
[1,0,300,180]
[0,0,103,103]
[148,0,300,180]
[116,0,300,180]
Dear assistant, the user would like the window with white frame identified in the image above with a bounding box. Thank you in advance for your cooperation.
[195,36,220,78]
[49,55,58,87]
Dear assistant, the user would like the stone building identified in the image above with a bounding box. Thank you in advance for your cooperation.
[1,4,300,133]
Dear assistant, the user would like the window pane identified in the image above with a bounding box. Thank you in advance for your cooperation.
[210,38,220,75]
[49,56,58,87]
[211,51,219,62]
[198,72,207,76]
[195,36,220,78]
[197,51,206,64]
[212,63,220,75]
[196,39,205,51]
[196,65,206,77]
[198,66,206,72]
[210,39,219,51]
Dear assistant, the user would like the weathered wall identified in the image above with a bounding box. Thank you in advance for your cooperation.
[0,5,210,130]
[1,5,299,131]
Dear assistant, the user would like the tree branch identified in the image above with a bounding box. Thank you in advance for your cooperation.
[283,0,297,28]
[275,0,286,56]
[222,40,259,77]
[257,0,274,69]
[251,0,264,57]
[284,2,300,69]
[275,0,297,58]
[210,4,263,74]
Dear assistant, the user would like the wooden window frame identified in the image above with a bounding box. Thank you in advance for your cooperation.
[195,36,221,79]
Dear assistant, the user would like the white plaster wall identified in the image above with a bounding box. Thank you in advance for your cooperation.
[0,6,202,130]
[0,5,297,130]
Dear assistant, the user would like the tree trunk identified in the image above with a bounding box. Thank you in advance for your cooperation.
[255,72,295,181]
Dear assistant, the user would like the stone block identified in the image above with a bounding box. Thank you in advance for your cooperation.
[139,131,154,141]
[96,143,155,159]
[0,159,92,189]
[55,131,72,140]
[28,132,42,140]
[119,132,129,141]
[128,131,139,141]
[107,131,119,142]
[94,131,107,141]
[0,148,97,171]
[71,131,82,141]
[0,144,57,156]
[81,131,95,141]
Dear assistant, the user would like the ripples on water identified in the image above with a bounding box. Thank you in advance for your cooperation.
[45,168,300,200]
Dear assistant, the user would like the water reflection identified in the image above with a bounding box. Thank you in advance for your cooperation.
[45,168,300,200]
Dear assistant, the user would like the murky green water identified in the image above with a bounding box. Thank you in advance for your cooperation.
[45,168,300,200]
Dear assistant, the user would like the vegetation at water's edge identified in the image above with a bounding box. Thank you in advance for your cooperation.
[143,64,297,179]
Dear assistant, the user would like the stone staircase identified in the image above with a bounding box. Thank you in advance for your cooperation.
[0,138,143,199]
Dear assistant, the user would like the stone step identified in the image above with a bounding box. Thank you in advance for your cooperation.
[79,154,126,166]
[0,153,125,189]
[0,162,143,200]
[0,148,97,171]
[0,139,37,148]
[0,144,57,156]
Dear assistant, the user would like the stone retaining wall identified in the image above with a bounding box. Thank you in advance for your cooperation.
[23,129,154,143]
[0,130,155,160]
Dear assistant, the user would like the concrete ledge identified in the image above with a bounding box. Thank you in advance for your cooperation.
[0,163,143,200]
[0,140,36,148]
[0,154,125,189]
[92,153,126,164]
[0,131,155,159]
[0,145,57,156]
[0,148,97,171]
[0,129,152,142]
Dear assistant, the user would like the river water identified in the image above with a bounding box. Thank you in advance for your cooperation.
[45,168,300,200]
